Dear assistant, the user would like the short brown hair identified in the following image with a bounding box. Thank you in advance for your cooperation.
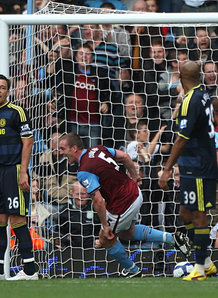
[60,133,84,150]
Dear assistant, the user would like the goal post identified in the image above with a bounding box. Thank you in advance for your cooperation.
[1,1,218,278]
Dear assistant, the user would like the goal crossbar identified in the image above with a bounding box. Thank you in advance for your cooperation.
[1,12,218,25]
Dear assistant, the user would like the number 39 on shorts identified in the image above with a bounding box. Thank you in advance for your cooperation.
[183,191,196,204]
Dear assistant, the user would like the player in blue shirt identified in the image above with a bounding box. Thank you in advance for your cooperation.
[0,74,38,281]
[159,61,217,281]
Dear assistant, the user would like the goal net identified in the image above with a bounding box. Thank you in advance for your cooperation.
[8,1,218,278]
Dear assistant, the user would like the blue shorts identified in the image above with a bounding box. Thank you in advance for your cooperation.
[0,165,30,216]
[180,177,216,211]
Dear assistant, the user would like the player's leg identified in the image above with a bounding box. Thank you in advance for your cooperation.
[179,205,195,246]
[9,215,37,277]
[102,192,143,277]
[0,213,8,279]
[99,228,140,276]
[119,223,190,257]
[1,165,38,281]
[181,178,216,281]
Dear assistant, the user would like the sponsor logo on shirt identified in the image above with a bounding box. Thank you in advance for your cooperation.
[75,81,95,91]
[21,124,30,132]
[180,119,187,129]
[88,147,99,158]
[0,118,6,127]
[82,179,90,189]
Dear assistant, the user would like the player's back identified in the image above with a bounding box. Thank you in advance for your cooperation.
[78,145,139,215]
[177,86,217,178]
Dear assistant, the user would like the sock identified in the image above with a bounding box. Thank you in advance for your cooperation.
[12,222,35,275]
[193,227,210,265]
[185,222,195,246]
[133,225,173,244]
[204,256,212,269]
[107,241,138,272]
[194,263,205,276]
[0,223,7,275]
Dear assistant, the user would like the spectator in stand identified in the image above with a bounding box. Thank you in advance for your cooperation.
[177,1,218,37]
[189,27,214,65]
[203,60,218,99]
[59,180,101,248]
[157,48,188,119]
[54,43,110,147]
[85,0,127,10]
[83,24,127,80]
[142,37,170,134]
[34,130,77,217]
[121,93,147,147]
[30,178,53,240]
[22,0,48,14]
[126,119,169,164]
[145,0,158,12]
[130,1,169,93]
[100,2,132,58]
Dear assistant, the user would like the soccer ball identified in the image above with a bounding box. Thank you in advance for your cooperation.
[173,262,194,277]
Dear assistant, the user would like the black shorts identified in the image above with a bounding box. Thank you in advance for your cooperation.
[180,177,216,211]
[0,165,30,216]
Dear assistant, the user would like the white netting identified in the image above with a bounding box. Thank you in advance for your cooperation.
[7,1,218,278]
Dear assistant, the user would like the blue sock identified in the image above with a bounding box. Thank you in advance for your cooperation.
[133,224,173,244]
[107,241,138,272]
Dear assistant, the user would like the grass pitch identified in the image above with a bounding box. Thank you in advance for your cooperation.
[1,277,218,298]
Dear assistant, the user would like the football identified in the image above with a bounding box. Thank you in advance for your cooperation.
[173,262,194,277]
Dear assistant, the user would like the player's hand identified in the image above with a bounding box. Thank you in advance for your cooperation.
[94,239,102,248]
[158,169,171,191]
[19,172,30,192]
[103,226,115,240]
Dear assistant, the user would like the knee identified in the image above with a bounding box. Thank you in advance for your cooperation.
[179,206,191,223]
[192,211,208,227]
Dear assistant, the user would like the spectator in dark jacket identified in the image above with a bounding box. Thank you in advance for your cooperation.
[59,181,101,248]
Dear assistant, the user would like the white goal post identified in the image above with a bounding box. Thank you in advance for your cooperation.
[1,2,218,279]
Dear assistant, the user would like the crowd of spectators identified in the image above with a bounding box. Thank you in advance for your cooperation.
[3,0,218,252]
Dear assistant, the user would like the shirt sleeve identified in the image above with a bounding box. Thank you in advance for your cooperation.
[178,97,201,139]
[77,170,100,194]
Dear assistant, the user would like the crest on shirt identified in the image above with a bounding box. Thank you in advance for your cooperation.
[88,147,99,158]
[180,119,187,129]
[82,179,90,189]
[86,211,93,219]
[0,119,6,127]
[21,124,30,132]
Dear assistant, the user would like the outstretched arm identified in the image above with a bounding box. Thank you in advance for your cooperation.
[158,135,188,190]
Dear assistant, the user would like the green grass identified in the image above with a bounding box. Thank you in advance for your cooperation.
[1,277,218,298]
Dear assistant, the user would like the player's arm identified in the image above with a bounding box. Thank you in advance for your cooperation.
[19,137,33,192]
[158,135,188,190]
[114,149,141,184]
[91,190,114,240]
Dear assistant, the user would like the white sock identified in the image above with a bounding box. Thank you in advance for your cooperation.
[194,264,205,276]
[204,256,212,269]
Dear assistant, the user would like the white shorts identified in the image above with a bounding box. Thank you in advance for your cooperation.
[105,188,143,234]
